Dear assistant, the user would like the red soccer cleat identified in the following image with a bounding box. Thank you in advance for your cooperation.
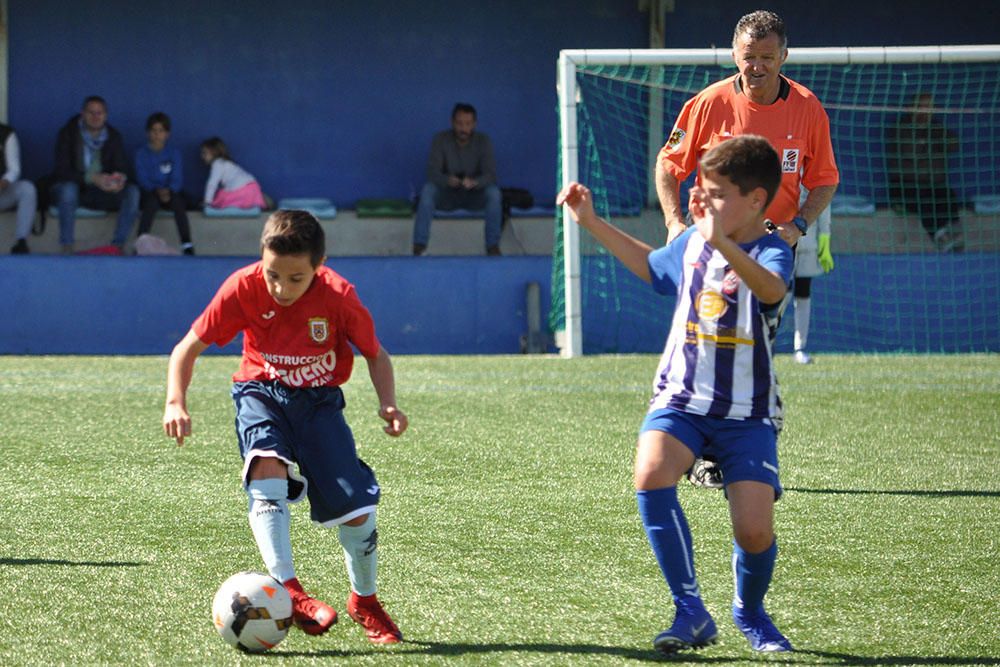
[283,577,338,635]
[347,591,403,644]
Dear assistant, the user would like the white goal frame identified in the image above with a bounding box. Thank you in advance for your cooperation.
[557,44,1000,358]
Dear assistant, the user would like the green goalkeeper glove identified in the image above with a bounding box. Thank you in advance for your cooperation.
[817,233,834,273]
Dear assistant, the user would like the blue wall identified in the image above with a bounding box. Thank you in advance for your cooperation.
[576,253,1000,354]
[660,1,992,48]
[4,253,997,355]
[8,0,647,208]
[2,256,553,355]
[8,1,995,210]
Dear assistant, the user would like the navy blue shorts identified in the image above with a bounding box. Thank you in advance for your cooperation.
[641,408,783,498]
[231,380,380,526]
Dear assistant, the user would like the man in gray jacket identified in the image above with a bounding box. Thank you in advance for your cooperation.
[413,103,502,256]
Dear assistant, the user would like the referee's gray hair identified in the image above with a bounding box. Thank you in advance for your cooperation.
[732,10,787,51]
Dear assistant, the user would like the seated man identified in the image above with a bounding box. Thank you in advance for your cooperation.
[51,95,139,255]
[413,103,502,256]
[0,121,37,254]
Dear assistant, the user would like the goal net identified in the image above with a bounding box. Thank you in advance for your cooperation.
[551,46,1000,356]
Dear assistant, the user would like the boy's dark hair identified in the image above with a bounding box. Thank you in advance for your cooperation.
[452,102,477,119]
[200,136,231,161]
[261,209,326,267]
[82,95,107,110]
[699,135,781,209]
[145,111,171,132]
[733,10,787,51]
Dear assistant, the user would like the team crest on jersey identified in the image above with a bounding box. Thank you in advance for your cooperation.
[308,318,329,343]
[666,128,686,150]
[695,289,726,320]
[781,148,799,173]
[721,269,741,296]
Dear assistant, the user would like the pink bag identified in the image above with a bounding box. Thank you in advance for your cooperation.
[135,233,181,256]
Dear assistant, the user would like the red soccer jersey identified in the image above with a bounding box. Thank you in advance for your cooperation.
[659,74,840,225]
[192,262,381,388]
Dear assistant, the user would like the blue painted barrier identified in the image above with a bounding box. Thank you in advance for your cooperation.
[2,256,553,355]
[4,253,997,355]
[577,253,1000,354]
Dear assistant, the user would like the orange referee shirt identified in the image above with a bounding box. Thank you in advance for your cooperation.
[659,74,839,225]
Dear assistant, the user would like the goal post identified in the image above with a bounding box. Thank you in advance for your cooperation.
[554,45,1000,357]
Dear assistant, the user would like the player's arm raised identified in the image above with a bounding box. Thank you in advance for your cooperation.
[365,345,408,437]
[557,182,655,283]
[164,329,210,446]
[690,186,788,304]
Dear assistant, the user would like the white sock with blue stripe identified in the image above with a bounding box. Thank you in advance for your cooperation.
[247,478,295,583]
[338,513,377,596]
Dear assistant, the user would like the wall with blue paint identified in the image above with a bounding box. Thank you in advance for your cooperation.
[3,253,997,355]
[4,2,996,357]
[7,0,647,209]
[576,253,1000,354]
[3,256,553,355]
[7,1,995,209]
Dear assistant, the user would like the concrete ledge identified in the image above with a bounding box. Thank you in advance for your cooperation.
[4,207,996,256]
[0,209,558,257]
[826,209,999,254]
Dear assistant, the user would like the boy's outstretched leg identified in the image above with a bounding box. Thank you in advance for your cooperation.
[247,475,336,635]
[637,486,718,654]
[340,513,402,643]
[284,577,338,635]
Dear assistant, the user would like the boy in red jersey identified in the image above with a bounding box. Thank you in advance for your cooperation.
[162,209,407,644]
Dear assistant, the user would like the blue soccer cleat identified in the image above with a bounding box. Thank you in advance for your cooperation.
[732,606,793,652]
[653,604,718,655]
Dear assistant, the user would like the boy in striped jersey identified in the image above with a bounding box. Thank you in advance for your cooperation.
[557,135,794,655]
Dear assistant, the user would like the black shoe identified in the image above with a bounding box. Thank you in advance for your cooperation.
[10,238,29,254]
[413,243,427,256]
[688,457,723,489]
[182,244,195,255]
[487,245,502,256]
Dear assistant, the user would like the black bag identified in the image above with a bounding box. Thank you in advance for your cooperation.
[32,174,56,236]
[501,187,534,223]
[502,187,534,210]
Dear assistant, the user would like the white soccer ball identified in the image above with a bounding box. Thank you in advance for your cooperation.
[211,571,293,652]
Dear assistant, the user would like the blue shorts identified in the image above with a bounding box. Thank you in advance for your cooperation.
[640,408,782,498]
[231,380,380,526]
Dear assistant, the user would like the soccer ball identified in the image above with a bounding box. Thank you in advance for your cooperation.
[211,571,293,652]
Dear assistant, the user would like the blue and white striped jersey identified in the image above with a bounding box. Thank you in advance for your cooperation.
[647,227,793,420]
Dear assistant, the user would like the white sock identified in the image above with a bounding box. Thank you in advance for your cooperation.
[339,513,377,596]
[794,297,811,352]
[247,478,295,583]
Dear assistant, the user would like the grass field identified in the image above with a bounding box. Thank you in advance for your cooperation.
[1,353,998,665]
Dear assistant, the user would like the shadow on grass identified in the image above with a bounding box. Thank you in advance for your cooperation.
[796,649,1000,665]
[785,487,1000,498]
[0,557,145,567]
[274,643,1000,664]
[275,639,696,662]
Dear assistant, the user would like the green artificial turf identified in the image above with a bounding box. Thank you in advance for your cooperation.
[0,354,997,665]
